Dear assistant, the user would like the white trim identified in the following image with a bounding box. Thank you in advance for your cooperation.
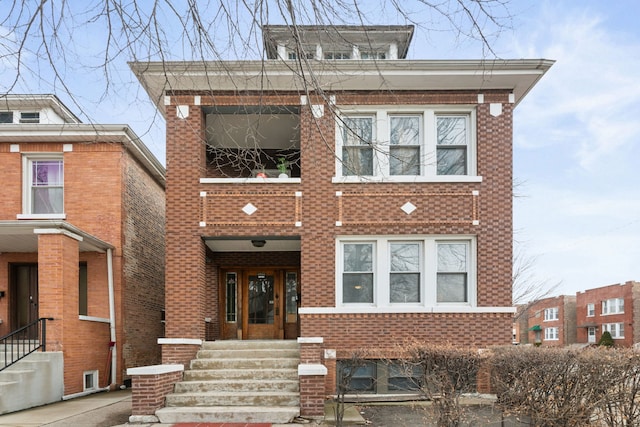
[158,338,202,345]
[63,144,73,152]
[79,315,110,323]
[200,177,301,184]
[297,337,323,344]
[331,175,482,183]
[63,386,110,400]
[10,144,19,152]
[299,306,516,314]
[298,364,328,376]
[17,213,66,220]
[34,228,83,242]
[335,235,477,309]
[127,364,184,376]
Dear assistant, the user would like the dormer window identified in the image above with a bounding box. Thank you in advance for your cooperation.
[20,112,40,123]
[288,50,315,60]
[361,50,386,60]
[0,111,13,123]
[325,51,351,60]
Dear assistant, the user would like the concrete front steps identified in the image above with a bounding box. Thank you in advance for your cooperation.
[156,340,301,424]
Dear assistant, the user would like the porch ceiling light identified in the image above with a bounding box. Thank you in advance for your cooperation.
[251,239,266,248]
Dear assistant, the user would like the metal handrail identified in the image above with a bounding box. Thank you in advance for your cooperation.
[0,317,54,372]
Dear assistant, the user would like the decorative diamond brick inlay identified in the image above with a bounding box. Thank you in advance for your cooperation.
[401,202,417,215]
[242,203,258,215]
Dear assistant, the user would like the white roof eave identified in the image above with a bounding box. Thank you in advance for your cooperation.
[130,59,555,115]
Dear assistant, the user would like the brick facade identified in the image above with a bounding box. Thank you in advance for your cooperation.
[131,32,552,415]
[0,99,165,397]
[576,281,640,347]
[520,295,577,347]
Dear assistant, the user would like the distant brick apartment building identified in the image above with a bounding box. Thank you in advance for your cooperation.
[0,95,165,399]
[517,295,577,346]
[576,281,640,347]
[130,25,552,418]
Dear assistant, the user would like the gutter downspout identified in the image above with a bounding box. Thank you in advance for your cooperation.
[107,248,117,387]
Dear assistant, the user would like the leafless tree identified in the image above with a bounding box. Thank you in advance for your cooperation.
[1,1,513,165]
[512,242,561,318]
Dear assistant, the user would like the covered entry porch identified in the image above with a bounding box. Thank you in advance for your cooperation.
[204,236,301,341]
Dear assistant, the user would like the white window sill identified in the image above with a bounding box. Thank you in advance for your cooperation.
[17,213,66,220]
[332,175,482,184]
[200,177,301,184]
[79,315,110,323]
[601,312,624,316]
[299,306,515,314]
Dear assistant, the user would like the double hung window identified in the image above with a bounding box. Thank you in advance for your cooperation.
[544,327,559,341]
[587,303,595,317]
[338,236,474,308]
[22,156,64,216]
[602,323,624,339]
[602,298,624,315]
[544,307,559,321]
[337,107,475,180]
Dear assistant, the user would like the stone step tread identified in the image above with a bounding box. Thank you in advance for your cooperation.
[178,379,299,385]
[155,405,299,424]
[196,349,300,358]
[168,390,300,397]
[202,340,299,349]
[183,369,298,381]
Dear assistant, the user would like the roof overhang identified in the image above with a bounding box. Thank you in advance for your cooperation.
[130,58,555,116]
[0,94,81,123]
[0,124,165,187]
[0,221,114,253]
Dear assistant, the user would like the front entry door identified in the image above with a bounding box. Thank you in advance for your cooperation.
[10,264,39,333]
[244,271,280,339]
[220,267,299,340]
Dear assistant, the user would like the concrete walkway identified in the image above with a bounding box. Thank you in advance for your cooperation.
[0,390,366,426]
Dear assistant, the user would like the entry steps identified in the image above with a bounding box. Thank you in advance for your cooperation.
[156,340,300,424]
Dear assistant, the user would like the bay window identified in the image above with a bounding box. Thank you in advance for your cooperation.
[338,236,475,308]
[336,107,476,180]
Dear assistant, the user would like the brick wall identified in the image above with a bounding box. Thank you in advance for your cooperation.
[121,153,165,376]
[576,281,639,347]
[130,368,183,416]
[525,295,576,347]
[164,90,515,396]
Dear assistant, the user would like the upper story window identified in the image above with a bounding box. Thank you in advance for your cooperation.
[22,155,64,216]
[361,50,386,60]
[19,112,40,124]
[544,307,559,321]
[602,298,624,315]
[0,111,13,123]
[336,107,476,181]
[337,235,475,308]
[587,303,595,317]
[288,50,315,60]
[325,51,351,60]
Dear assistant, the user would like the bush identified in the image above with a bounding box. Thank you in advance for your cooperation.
[598,331,615,347]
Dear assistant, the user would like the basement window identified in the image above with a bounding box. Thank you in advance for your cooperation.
[84,370,98,391]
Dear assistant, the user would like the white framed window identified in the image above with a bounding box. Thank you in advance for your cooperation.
[544,327,559,341]
[21,154,64,217]
[19,112,40,123]
[587,303,595,317]
[337,235,475,308]
[83,370,98,391]
[361,50,386,60]
[544,307,559,321]
[335,106,476,181]
[0,111,14,123]
[602,298,624,315]
[602,323,624,339]
[325,51,351,60]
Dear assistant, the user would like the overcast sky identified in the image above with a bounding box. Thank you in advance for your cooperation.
[2,0,638,299]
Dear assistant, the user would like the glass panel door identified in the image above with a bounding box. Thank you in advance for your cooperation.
[248,273,274,325]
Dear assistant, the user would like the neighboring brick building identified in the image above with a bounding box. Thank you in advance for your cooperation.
[0,95,165,402]
[130,25,552,419]
[518,295,577,346]
[576,281,640,347]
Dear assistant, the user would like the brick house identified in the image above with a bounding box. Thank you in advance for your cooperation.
[576,281,640,347]
[0,94,165,412]
[129,25,552,422]
[518,295,577,346]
